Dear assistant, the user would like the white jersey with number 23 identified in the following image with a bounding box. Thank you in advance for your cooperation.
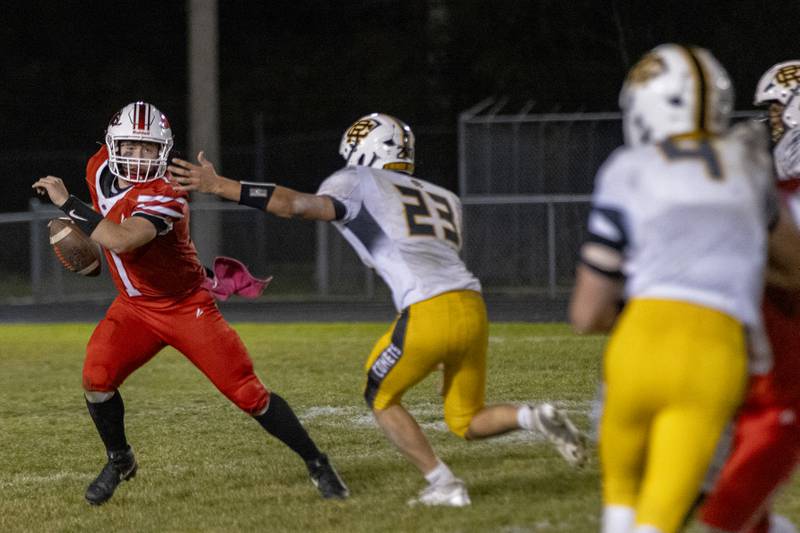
[317,166,481,311]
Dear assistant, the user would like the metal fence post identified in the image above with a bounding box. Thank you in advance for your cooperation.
[315,221,329,295]
[29,198,43,301]
[365,267,374,299]
[458,97,494,196]
[547,201,556,297]
[253,111,268,272]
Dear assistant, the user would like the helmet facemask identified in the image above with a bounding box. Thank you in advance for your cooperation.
[105,102,174,183]
[767,103,787,144]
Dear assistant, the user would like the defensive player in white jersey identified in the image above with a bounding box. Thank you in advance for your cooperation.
[570,44,800,533]
[168,112,587,507]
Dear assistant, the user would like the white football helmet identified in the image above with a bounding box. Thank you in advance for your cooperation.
[755,61,800,180]
[620,44,734,147]
[754,61,800,143]
[339,113,415,174]
[105,101,174,182]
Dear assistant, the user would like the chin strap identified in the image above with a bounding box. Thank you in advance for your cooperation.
[201,256,272,301]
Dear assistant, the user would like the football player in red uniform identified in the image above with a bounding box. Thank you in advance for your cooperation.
[699,62,800,533]
[32,101,348,505]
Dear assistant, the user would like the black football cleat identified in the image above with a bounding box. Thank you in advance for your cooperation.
[85,447,138,505]
[306,454,349,500]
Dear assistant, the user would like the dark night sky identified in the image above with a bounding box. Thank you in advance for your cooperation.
[2,0,798,213]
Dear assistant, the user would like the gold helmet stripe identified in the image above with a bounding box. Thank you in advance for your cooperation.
[679,45,708,133]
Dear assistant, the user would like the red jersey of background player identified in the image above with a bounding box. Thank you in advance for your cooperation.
[85,145,205,301]
[746,189,800,409]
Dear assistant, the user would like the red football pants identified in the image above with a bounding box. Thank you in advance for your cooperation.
[83,289,269,414]
[701,292,800,532]
[700,386,800,532]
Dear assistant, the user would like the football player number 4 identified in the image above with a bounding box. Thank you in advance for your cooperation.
[659,138,724,180]
[394,185,460,245]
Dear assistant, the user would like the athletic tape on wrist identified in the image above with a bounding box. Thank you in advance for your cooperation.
[239,182,276,210]
[60,195,104,235]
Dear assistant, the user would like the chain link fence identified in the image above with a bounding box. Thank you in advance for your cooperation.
[1,109,758,303]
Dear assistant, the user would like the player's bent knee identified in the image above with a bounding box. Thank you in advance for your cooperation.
[230,377,269,415]
[365,386,402,411]
[84,389,116,403]
[445,414,471,439]
[82,364,115,393]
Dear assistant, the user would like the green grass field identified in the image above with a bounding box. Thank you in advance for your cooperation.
[1,322,798,532]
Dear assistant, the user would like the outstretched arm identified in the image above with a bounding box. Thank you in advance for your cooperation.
[169,152,338,221]
[32,176,157,253]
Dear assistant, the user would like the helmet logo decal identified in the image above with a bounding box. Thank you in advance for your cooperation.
[626,53,666,85]
[129,102,154,133]
[776,65,800,88]
[345,119,379,146]
[108,111,122,127]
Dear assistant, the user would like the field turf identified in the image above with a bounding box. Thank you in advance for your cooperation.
[0,322,798,532]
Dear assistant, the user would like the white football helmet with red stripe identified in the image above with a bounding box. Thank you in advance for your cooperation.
[339,113,415,174]
[105,101,174,182]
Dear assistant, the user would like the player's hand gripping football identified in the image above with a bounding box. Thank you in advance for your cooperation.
[169,151,223,194]
[32,176,70,207]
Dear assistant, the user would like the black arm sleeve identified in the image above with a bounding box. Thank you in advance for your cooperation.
[132,212,169,234]
[239,182,276,211]
[329,198,347,221]
[59,195,104,235]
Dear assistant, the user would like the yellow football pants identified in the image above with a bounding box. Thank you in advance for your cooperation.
[601,298,747,533]
[364,290,488,437]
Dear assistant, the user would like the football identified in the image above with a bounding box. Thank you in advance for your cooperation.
[48,217,102,277]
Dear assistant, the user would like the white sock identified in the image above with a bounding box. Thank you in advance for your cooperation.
[770,514,799,533]
[424,460,456,486]
[602,505,635,533]
[517,405,535,430]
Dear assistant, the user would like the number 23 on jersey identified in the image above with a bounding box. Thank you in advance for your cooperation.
[394,185,461,246]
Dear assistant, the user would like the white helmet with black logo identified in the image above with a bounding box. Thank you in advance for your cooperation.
[105,101,174,182]
[339,113,415,174]
[754,61,800,143]
[619,43,734,147]
[755,61,800,179]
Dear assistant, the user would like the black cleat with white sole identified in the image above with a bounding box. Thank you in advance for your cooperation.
[307,454,349,500]
[85,446,138,505]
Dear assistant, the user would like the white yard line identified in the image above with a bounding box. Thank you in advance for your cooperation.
[0,471,86,489]
[1,401,598,487]
[302,401,596,444]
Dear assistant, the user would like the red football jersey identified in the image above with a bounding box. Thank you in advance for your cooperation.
[745,188,800,407]
[85,146,206,302]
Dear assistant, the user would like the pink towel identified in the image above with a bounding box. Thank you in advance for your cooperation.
[201,256,272,301]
